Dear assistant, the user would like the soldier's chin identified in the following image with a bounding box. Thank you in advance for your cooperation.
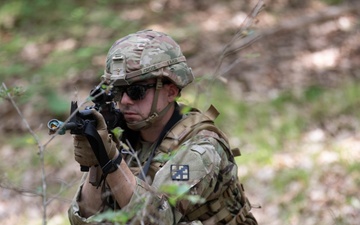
[124,114,140,121]
[125,117,144,125]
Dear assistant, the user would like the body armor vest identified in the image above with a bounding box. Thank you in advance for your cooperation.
[140,104,257,224]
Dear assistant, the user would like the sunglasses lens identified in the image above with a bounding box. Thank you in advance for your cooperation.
[127,85,146,100]
[113,84,154,101]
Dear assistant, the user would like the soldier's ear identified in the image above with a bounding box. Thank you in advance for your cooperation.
[166,83,180,101]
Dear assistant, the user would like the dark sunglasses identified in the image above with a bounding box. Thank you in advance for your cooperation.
[112,83,156,101]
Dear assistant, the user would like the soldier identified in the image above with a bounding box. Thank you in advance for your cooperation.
[68,29,258,225]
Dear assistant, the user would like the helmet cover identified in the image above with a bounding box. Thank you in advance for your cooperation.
[102,29,194,88]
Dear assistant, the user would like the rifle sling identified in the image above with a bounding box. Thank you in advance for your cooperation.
[83,121,117,175]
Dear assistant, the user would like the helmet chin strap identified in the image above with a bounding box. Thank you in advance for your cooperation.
[127,78,173,131]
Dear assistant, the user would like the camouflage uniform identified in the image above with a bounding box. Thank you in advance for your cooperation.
[68,30,258,224]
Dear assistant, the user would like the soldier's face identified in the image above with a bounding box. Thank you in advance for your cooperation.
[117,79,176,124]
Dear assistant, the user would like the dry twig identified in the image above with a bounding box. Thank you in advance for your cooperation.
[1,82,48,225]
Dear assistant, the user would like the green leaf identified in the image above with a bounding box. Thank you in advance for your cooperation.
[180,105,192,114]
[184,195,206,204]
[111,127,123,140]
[159,183,190,196]
[91,210,130,224]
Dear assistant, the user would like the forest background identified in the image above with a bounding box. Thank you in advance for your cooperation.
[0,0,359,224]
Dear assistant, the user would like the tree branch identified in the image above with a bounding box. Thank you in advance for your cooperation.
[1,82,48,225]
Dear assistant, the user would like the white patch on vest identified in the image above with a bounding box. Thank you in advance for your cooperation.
[190,145,205,155]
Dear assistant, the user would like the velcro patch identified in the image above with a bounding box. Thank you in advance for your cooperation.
[171,165,189,181]
[190,145,206,155]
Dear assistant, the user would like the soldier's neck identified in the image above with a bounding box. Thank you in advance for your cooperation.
[139,106,175,143]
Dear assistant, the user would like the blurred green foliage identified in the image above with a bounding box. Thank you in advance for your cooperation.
[321,0,344,5]
[0,0,143,115]
[183,79,360,166]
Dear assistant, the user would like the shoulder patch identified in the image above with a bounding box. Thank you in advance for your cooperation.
[171,165,189,181]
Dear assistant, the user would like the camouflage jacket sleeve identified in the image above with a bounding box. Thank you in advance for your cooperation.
[68,173,98,225]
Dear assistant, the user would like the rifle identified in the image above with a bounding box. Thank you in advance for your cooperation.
[47,85,126,186]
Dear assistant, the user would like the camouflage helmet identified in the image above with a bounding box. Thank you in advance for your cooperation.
[102,29,194,88]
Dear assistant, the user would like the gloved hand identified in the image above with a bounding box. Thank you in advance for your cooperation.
[73,134,98,167]
[73,109,118,167]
